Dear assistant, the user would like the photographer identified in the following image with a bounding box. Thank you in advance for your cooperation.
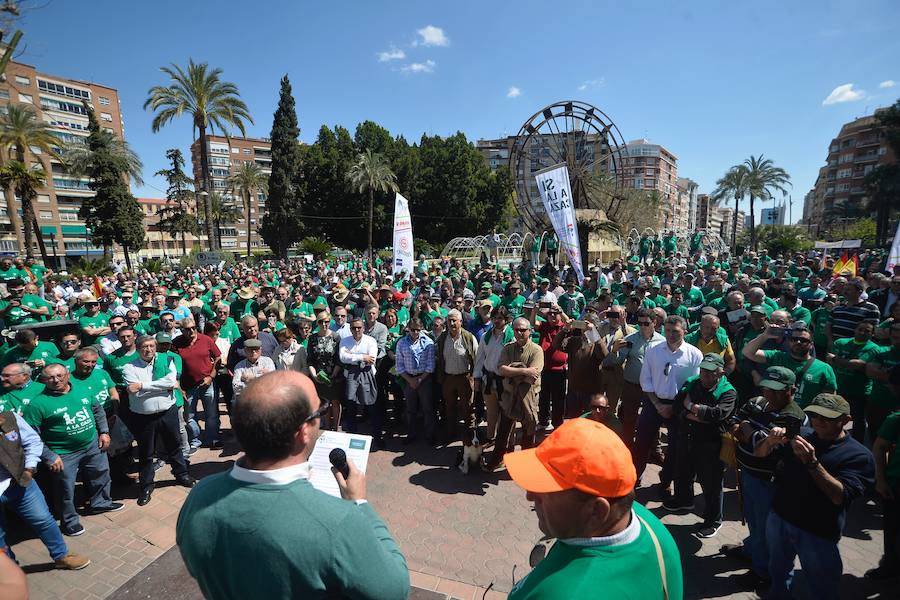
[663,354,736,539]
[756,394,874,600]
[722,367,808,590]
[554,313,605,419]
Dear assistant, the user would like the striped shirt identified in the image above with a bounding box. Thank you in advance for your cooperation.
[830,301,881,340]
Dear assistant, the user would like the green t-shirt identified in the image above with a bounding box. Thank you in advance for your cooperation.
[79,312,110,345]
[869,346,900,410]
[23,386,99,454]
[877,411,900,485]
[215,317,241,344]
[0,266,22,283]
[71,367,115,410]
[0,381,44,414]
[102,347,139,386]
[0,341,60,379]
[558,292,586,319]
[762,350,837,408]
[136,317,160,336]
[831,337,881,396]
[508,502,682,600]
[789,305,812,326]
[0,294,52,326]
[501,295,526,319]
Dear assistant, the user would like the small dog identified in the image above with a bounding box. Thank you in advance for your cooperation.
[456,428,483,474]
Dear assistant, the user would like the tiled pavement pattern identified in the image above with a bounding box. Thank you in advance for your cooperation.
[6,416,894,600]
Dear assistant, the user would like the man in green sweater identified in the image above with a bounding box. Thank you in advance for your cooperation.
[177,371,409,600]
[505,418,682,599]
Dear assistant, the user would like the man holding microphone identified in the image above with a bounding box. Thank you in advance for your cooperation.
[177,371,409,599]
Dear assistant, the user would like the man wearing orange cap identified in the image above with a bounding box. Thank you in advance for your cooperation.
[506,418,682,599]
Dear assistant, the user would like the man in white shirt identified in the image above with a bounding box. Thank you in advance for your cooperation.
[473,306,511,442]
[98,315,125,356]
[123,335,195,507]
[339,317,381,445]
[232,339,276,401]
[634,314,703,491]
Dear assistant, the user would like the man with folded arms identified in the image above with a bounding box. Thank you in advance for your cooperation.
[505,418,682,599]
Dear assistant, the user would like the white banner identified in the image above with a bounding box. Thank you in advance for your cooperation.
[888,221,900,272]
[392,193,414,277]
[534,164,584,284]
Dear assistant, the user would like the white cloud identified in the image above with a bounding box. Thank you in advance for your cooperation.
[414,25,449,47]
[377,48,405,62]
[507,86,521,98]
[401,60,436,74]
[577,78,605,91]
[880,80,897,89]
[822,83,865,105]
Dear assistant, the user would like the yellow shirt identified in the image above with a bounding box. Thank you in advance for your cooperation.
[696,337,735,366]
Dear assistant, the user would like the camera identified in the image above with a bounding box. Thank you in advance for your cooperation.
[727,398,802,440]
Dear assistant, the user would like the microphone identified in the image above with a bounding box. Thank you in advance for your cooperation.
[329,448,350,480]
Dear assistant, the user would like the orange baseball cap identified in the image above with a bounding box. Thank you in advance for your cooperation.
[505,419,636,497]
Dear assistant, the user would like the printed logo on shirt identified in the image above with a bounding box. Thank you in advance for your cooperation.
[4,430,19,442]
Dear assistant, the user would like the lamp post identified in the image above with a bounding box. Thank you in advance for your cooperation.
[197,189,210,250]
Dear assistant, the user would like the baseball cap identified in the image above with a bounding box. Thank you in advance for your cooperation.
[505,419,636,498]
[759,366,795,391]
[699,353,725,371]
[805,393,851,419]
[155,333,172,344]
[244,338,263,349]
[478,299,493,308]
[749,305,768,315]
[480,282,492,290]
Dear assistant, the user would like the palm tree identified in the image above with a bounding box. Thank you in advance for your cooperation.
[225,162,268,259]
[0,161,46,258]
[62,129,144,186]
[209,191,242,231]
[711,165,750,252]
[346,150,398,262]
[0,104,61,261]
[144,59,253,250]
[743,155,791,251]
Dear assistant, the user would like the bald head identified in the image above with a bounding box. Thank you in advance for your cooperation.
[232,371,320,463]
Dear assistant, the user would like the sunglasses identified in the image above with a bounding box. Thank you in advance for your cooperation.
[664,363,672,376]
[351,326,363,330]
[306,399,331,423]
[317,320,329,324]
[638,320,652,326]
[608,312,621,319]
[790,337,811,344]
[514,327,530,333]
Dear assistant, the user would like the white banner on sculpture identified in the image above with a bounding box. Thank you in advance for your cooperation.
[534,163,585,284]
[888,221,900,272]
[392,193,414,277]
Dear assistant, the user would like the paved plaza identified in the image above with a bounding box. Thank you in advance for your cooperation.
[4,414,894,600]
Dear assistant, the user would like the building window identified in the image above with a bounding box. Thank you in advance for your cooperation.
[242,148,251,155]
[0,89,8,100]
[40,97,88,115]
[18,93,32,103]
[231,148,239,154]
[39,211,53,220]
[100,112,112,122]
[99,96,110,106]
[37,194,50,204]
[14,75,30,86]
[37,79,90,100]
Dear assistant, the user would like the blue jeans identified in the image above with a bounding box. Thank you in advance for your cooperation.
[633,398,678,485]
[55,440,113,530]
[766,511,842,600]
[187,383,219,446]
[1,480,68,561]
[741,470,776,578]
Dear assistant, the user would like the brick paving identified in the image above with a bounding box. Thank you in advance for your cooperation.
[5,416,895,600]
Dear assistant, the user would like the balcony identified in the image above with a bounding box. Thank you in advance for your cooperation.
[855,152,879,163]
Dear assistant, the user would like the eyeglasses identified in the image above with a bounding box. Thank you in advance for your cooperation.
[790,337,811,344]
[182,326,196,332]
[351,326,363,330]
[607,312,621,319]
[306,399,331,423]
[514,327,530,333]
[638,321,653,326]
[62,339,79,345]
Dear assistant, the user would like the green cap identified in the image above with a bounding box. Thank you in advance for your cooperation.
[481,282,492,290]
[155,333,172,344]
[749,305,768,315]
[759,366,795,391]
[699,353,725,371]
[805,393,851,419]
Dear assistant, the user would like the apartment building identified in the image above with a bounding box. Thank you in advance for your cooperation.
[676,177,698,232]
[620,139,679,230]
[190,135,271,252]
[0,59,124,266]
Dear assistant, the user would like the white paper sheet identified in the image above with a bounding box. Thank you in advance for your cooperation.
[308,430,372,498]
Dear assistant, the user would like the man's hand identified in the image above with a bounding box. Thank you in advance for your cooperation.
[31,359,45,369]
[332,456,367,501]
[19,468,33,486]
[612,338,629,352]
[201,376,213,387]
[363,354,376,365]
[127,382,142,394]
[656,403,674,419]
[48,457,64,472]
[98,433,111,451]
[790,436,817,465]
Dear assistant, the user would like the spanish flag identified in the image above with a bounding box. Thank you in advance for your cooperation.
[92,276,104,299]
[832,252,848,276]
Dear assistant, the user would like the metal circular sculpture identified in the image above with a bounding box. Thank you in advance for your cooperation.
[441,233,525,262]
[510,100,628,232]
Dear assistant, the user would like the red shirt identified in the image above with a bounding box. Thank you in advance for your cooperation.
[174,333,221,389]
[539,321,567,371]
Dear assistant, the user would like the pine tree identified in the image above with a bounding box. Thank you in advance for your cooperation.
[79,103,145,269]
[156,148,199,255]
[260,75,301,258]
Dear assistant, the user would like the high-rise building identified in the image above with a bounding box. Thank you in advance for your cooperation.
[676,177,698,232]
[801,112,896,237]
[0,59,125,266]
[190,135,271,252]
[620,139,678,230]
[696,194,744,247]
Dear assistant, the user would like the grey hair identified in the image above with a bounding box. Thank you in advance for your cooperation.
[74,347,99,360]
[136,335,158,348]
[241,315,258,327]
[446,309,462,321]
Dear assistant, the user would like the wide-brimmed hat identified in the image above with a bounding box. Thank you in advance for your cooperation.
[332,285,350,303]
[238,287,257,300]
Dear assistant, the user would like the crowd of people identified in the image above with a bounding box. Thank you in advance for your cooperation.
[0,240,899,598]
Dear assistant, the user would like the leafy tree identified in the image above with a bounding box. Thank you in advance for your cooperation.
[260,75,301,259]
[743,155,791,251]
[0,104,60,261]
[154,149,198,256]
[844,217,877,246]
[711,165,750,252]
[299,125,358,246]
[866,98,900,246]
[0,160,45,258]
[77,104,145,269]
[299,236,332,257]
[144,59,252,249]
[737,225,811,256]
[346,149,398,262]
[209,192,241,240]
[226,161,268,259]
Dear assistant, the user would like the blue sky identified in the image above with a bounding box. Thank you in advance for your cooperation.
[20,0,900,224]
